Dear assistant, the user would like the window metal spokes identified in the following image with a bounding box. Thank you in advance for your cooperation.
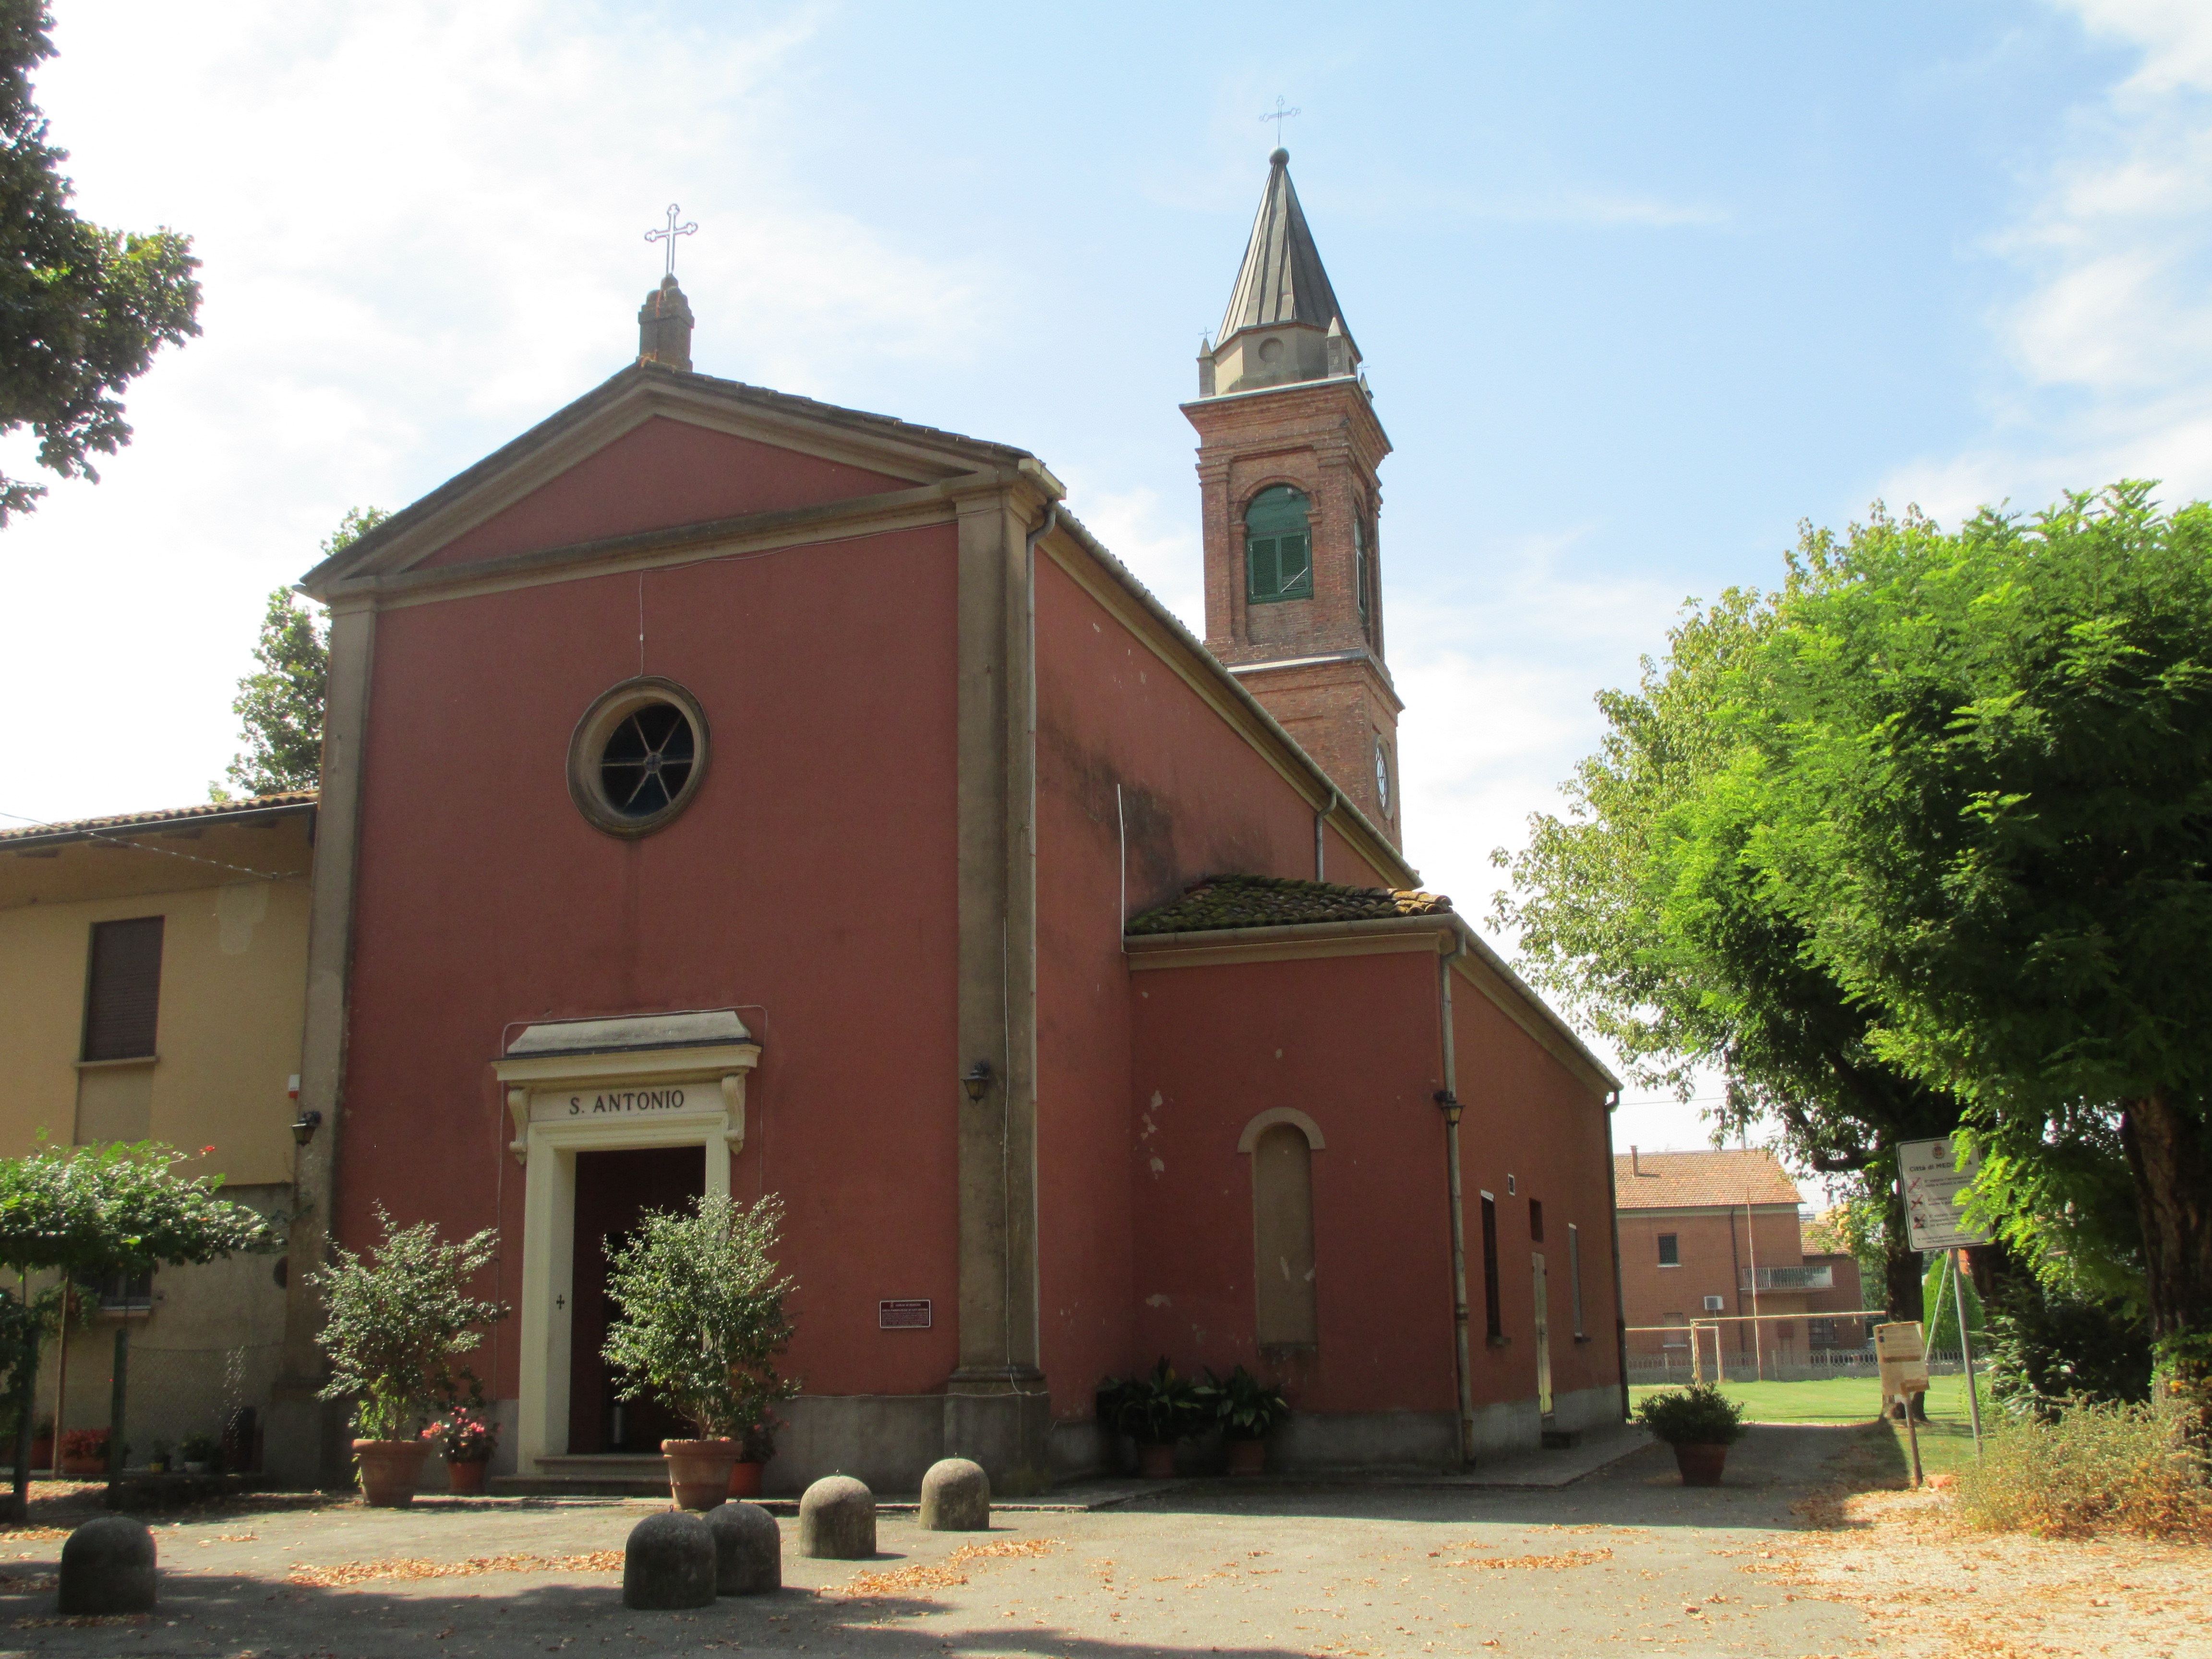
[599,702,697,817]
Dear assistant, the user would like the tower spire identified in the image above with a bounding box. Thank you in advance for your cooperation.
[1184,149,1400,844]
[1200,149,1358,397]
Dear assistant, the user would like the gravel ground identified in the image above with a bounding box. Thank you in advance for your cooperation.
[0,1423,2188,1659]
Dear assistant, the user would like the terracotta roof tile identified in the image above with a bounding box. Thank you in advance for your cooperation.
[1126,873,1452,936]
[1613,1148,1802,1210]
[0,792,317,844]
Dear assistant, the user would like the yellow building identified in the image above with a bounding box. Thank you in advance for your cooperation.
[0,794,314,1469]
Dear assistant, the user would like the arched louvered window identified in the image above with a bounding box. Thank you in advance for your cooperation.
[1245,486,1312,603]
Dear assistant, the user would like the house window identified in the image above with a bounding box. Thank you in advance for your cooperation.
[82,917,164,1061]
[1657,1232,1680,1266]
[1808,1318,1836,1346]
[566,677,711,838]
[1250,1122,1318,1347]
[1245,486,1312,603]
[1568,1222,1585,1338]
[1480,1192,1503,1343]
[73,1268,153,1314]
[1529,1199,1545,1243]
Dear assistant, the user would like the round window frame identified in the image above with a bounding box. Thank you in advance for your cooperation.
[566,676,712,839]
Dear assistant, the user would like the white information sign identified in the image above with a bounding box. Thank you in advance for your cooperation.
[1898,1134,1992,1251]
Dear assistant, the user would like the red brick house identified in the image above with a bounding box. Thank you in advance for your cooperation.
[263,151,1626,1492]
[1614,1148,1862,1380]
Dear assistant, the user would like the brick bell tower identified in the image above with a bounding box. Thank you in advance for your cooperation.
[1184,147,1403,844]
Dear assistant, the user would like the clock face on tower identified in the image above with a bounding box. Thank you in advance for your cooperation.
[1374,737,1391,816]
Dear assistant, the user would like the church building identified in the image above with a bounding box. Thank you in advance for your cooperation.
[266,150,1626,1492]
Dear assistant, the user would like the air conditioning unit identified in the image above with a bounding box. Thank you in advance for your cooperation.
[1703,1295,1725,1312]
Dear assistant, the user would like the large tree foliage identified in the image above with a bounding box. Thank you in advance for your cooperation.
[214,508,385,799]
[1735,484,2212,1349]
[1492,585,1968,1321]
[0,1,200,524]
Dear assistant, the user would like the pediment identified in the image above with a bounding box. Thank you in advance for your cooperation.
[304,364,1031,591]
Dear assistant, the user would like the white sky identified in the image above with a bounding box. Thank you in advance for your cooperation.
[6,0,2211,1170]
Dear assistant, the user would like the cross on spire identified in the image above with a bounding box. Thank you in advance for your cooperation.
[644,203,697,278]
[1260,96,1300,148]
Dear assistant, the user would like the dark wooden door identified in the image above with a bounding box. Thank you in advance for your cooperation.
[567,1145,705,1453]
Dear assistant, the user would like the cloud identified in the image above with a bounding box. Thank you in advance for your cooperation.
[1881,2,2212,518]
[0,1,997,821]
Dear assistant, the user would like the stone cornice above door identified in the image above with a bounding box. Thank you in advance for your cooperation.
[491,1011,761,1165]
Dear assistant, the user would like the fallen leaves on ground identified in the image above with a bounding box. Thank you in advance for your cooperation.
[1444,1548,1613,1571]
[836,1537,1059,1600]
[0,1529,68,1542]
[288,1551,623,1587]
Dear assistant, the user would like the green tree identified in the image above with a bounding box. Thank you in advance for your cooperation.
[312,1207,505,1442]
[214,508,385,799]
[1730,484,2212,1353]
[0,1,201,524]
[1492,586,1967,1322]
[0,1142,275,1514]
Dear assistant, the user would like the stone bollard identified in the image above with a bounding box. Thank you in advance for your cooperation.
[622,1510,715,1610]
[796,1474,876,1559]
[918,1457,991,1531]
[58,1516,157,1615]
[707,1499,781,1595]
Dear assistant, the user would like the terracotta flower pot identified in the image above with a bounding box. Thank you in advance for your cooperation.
[354,1439,431,1507]
[1672,1443,1729,1487]
[1137,1442,1177,1479]
[728,1459,764,1499]
[662,1438,738,1510]
[29,1437,51,1473]
[1225,1438,1267,1477]
[447,1457,490,1495]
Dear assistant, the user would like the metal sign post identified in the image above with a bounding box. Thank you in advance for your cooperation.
[1875,1321,1931,1487]
[1899,1136,1991,1457]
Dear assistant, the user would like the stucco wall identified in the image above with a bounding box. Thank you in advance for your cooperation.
[1030,549,1400,1424]
[338,520,964,1411]
[0,822,312,1186]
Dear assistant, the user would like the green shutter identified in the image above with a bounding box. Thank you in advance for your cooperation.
[1245,486,1312,604]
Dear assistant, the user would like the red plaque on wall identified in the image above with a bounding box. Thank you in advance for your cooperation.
[878,1299,931,1329]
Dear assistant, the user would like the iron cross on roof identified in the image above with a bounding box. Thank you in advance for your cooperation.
[1260,96,1300,146]
[644,203,697,278]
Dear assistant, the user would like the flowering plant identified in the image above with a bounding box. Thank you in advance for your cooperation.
[60,1427,108,1461]
[421,1371,499,1463]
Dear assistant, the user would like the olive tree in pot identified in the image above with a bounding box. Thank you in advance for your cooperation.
[601,1193,800,1510]
[1097,1359,1208,1478]
[1204,1365,1290,1476]
[1633,1383,1748,1486]
[313,1208,507,1507]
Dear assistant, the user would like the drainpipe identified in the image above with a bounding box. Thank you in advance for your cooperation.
[1437,931,1476,1467]
[1314,786,1337,882]
[1603,1091,1629,1422]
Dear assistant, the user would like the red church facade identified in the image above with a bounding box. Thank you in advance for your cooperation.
[265,156,1625,1492]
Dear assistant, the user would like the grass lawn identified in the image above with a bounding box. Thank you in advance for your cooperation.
[1630,1372,1990,1482]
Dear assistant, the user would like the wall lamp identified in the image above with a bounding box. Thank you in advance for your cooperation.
[1433,1090,1463,1126]
[962,1060,994,1103]
[290,1109,323,1147]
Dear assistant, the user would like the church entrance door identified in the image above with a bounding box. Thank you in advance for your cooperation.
[567,1145,704,1454]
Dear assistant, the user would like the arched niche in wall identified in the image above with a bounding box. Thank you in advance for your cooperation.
[1239,1108,1323,1349]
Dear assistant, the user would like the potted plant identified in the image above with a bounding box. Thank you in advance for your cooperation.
[1098,1359,1208,1478]
[1633,1382,1747,1486]
[424,1371,498,1494]
[1205,1365,1290,1476]
[145,1436,172,1475]
[58,1427,107,1477]
[29,1419,52,1475]
[601,1193,801,1510]
[312,1207,507,1507]
[176,1432,218,1475]
[729,1406,781,1499]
